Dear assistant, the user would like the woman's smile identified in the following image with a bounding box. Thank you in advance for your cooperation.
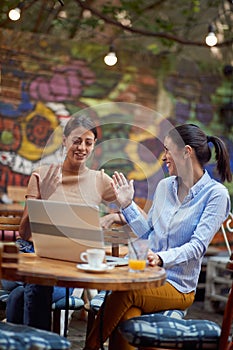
[73,151,86,160]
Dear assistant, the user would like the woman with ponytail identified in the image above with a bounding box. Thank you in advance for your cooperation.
[84,124,232,350]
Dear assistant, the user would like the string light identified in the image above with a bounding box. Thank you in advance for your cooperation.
[8,7,21,21]
[104,46,118,66]
[205,24,218,47]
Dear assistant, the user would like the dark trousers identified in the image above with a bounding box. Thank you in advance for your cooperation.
[24,284,53,330]
[2,239,63,331]
[5,284,53,330]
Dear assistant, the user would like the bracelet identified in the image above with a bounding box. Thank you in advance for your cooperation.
[157,255,163,267]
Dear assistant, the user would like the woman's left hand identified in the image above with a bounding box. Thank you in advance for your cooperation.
[111,171,134,209]
[147,249,163,267]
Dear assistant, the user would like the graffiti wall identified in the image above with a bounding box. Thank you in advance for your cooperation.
[0,29,232,210]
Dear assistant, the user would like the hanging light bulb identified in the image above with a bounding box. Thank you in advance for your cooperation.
[205,24,218,47]
[104,46,118,66]
[8,7,21,21]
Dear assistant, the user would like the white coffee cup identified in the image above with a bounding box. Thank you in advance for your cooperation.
[80,249,105,269]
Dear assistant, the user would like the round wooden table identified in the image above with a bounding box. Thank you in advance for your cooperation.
[2,251,166,342]
[9,253,166,290]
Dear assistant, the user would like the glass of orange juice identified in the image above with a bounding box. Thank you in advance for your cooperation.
[128,238,149,273]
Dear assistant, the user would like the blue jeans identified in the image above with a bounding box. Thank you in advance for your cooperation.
[4,284,53,329]
[1,280,71,303]
[5,284,74,330]
[1,280,23,291]
[3,239,74,330]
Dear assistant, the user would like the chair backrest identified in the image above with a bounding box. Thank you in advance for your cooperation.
[221,212,233,257]
[7,186,27,203]
[0,209,23,241]
[218,264,233,350]
[0,242,19,280]
[0,210,23,231]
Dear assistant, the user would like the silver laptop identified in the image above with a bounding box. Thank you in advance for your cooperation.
[27,199,105,263]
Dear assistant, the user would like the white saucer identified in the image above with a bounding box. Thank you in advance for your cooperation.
[77,263,115,273]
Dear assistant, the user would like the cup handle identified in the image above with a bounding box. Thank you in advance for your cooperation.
[80,252,88,263]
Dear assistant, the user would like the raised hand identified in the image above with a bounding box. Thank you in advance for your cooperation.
[34,164,61,199]
[111,171,134,209]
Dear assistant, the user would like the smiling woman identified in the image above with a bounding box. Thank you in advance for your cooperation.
[1,114,125,333]
[17,115,116,210]
[84,123,232,350]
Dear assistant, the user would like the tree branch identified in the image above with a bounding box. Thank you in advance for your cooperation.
[76,0,233,47]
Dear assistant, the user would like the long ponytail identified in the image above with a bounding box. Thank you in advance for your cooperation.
[207,135,232,183]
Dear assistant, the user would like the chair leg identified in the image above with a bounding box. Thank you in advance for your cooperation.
[227,342,233,350]
[52,309,61,335]
[85,307,96,341]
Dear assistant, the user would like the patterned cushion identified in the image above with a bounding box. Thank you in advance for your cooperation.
[89,291,186,319]
[157,309,187,319]
[119,313,221,349]
[0,290,10,303]
[0,289,84,311]
[52,296,84,310]
[89,290,110,311]
[0,321,71,349]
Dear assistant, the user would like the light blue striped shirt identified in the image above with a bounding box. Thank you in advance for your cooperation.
[122,171,231,293]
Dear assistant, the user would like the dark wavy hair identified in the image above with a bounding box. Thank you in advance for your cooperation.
[63,115,98,140]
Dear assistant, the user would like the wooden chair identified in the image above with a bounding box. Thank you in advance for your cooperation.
[0,242,71,349]
[0,210,23,241]
[7,185,27,204]
[204,212,233,312]
[1,185,27,241]
[119,260,233,350]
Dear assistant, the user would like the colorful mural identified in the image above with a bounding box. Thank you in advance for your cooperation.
[0,29,232,208]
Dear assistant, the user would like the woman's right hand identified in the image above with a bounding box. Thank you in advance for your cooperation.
[111,171,134,209]
[34,164,61,199]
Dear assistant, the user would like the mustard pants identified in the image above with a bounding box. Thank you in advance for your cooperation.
[84,282,195,350]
